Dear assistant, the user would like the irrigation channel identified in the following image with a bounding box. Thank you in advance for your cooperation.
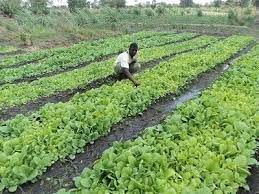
[4,42,258,194]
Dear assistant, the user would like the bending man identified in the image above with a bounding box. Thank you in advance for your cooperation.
[114,43,141,87]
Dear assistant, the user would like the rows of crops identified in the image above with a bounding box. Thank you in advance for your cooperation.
[0,35,217,111]
[57,45,259,194]
[0,31,167,68]
[0,32,197,84]
[0,31,257,193]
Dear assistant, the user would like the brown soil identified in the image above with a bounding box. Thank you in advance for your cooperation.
[237,146,259,194]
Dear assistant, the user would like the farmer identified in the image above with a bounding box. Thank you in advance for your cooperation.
[114,43,141,87]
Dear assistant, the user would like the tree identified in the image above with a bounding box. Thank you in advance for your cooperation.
[180,0,193,7]
[29,0,50,14]
[0,0,21,17]
[91,0,99,8]
[99,0,126,8]
[67,0,89,12]
[240,0,251,7]
[151,0,156,9]
[213,0,222,7]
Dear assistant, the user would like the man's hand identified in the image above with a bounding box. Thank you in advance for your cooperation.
[133,80,140,87]
[122,67,140,87]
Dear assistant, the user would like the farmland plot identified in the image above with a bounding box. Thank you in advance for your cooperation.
[0,31,168,69]
[0,32,257,193]
[0,32,198,85]
[57,45,259,194]
[0,35,218,118]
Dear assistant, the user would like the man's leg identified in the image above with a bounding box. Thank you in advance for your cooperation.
[129,62,141,74]
[114,62,127,80]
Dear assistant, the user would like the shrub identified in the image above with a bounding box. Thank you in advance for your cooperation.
[99,0,126,8]
[68,0,88,13]
[19,32,33,46]
[70,9,99,26]
[244,8,252,15]
[144,8,155,16]
[101,7,119,24]
[155,5,166,15]
[73,9,89,27]
[197,9,203,17]
[213,0,223,7]
[242,15,255,26]
[0,0,21,17]
[227,9,238,24]
[29,0,50,15]
[132,7,141,15]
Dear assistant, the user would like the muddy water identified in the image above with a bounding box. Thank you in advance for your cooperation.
[163,63,229,114]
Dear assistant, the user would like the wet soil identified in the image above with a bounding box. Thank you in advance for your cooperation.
[236,12,259,194]
[0,40,213,121]
[5,41,257,194]
[237,146,259,194]
[0,34,201,86]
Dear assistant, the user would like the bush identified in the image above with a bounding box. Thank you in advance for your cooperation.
[144,8,155,16]
[73,9,99,26]
[181,10,185,15]
[29,0,50,15]
[101,7,119,24]
[213,0,223,7]
[19,32,33,46]
[228,9,237,21]
[73,9,89,27]
[242,15,255,26]
[132,7,141,15]
[244,8,252,15]
[155,5,166,15]
[0,0,21,17]
[227,9,253,26]
[197,9,203,17]
[68,0,88,13]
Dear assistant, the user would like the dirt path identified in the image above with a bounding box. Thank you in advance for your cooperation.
[5,42,255,194]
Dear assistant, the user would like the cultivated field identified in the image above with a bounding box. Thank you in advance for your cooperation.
[0,31,258,194]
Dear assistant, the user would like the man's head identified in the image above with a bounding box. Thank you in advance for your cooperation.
[129,43,138,58]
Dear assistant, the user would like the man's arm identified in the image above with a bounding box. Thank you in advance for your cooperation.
[122,67,140,86]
